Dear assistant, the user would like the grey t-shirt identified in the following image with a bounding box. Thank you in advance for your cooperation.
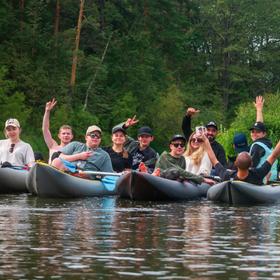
[0,139,34,166]
[59,141,113,172]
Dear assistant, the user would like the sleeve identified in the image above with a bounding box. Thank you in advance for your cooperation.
[181,115,193,141]
[161,167,204,184]
[214,162,231,181]
[60,142,76,155]
[143,149,158,173]
[255,160,272,179]
[25,144,35,165]
[250,144,265,167]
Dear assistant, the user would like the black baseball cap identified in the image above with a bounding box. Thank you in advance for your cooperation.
[137,126,153,136]
[205,121,218,130]
[112,126,126,134]
[169,134,186,144]
[249,122,266,132]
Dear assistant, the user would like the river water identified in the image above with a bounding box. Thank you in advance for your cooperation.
[0,194,280,279]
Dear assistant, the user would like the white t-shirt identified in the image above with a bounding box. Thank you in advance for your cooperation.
[185,151,212,176]
[0,139,35,166]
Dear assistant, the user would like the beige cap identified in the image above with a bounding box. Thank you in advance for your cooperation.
[86,125,102,135]
[5,118,20,128]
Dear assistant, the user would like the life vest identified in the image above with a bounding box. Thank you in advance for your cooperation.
[249,141,278,182]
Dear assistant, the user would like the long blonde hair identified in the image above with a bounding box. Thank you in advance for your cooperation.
[184,132,206,166]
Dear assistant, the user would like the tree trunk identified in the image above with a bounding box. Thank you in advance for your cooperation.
[54,0,60,36]
[70,0,85,92]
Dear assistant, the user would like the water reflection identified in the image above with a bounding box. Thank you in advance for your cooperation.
[0,195,280,279]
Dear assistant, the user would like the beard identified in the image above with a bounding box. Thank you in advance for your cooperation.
[207,135,215,142]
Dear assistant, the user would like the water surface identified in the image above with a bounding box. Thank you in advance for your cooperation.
[0,194,280,279]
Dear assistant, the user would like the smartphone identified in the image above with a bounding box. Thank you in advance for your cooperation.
[195,126,206,136]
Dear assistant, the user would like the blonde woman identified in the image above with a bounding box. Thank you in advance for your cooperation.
[184,132,212,176]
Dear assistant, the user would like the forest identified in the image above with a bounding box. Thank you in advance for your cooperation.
[1,0,280,159]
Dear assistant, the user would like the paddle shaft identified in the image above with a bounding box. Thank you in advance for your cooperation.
[78,170,123,177]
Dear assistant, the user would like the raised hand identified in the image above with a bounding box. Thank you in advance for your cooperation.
[254,96,264,111]
[124,115,139,128]
[254,96,264,122]
[186,107,200,117]
[45,98,57,112]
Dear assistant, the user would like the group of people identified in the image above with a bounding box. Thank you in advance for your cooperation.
[1,96,280,186]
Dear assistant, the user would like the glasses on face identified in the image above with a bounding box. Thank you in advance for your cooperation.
[172,143,185,148]
[9,143,15,153]
[191,138,203,143]
[88,133,101,139]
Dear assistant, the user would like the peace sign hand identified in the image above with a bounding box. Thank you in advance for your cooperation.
[124,115,139,128]
[45,98,57,112]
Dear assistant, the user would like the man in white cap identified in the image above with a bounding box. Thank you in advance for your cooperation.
[52,125,113,173]
[0,118,34,167]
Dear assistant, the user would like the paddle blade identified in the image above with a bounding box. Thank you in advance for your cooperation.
[101,176,118,191]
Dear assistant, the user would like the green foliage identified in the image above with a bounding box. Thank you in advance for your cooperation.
[150,85,185,152]
[0,67,31,136]
[1,0,280,157]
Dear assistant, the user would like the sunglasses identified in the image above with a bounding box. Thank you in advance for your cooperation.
[88,133,101,139]
[191,138,203,143]
[9,143,15,153]
[172,143,185,148]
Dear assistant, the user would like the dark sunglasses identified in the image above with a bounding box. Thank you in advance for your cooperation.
[88,133,101,139]
[191,138,203,143]
[172,143,185,148]
[9,143,15,153]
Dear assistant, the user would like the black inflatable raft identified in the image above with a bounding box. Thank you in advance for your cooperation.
[0,167,28,194]
[26,163,118,198]
[207,180,280,205]
[116,171,210,201]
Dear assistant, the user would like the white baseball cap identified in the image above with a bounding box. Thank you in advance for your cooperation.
[5,118,20,128]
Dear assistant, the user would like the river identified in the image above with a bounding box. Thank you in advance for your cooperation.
[0,194,280,279]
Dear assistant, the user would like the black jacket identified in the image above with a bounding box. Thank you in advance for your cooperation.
[182,115,227,167]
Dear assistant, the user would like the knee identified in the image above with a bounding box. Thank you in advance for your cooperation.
[51,157,63,169]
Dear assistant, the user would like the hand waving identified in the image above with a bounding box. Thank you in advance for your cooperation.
[45,98,57,112]
[186,107,200,117]
[254,96,264,111]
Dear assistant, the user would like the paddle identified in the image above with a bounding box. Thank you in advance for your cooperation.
[78,170,124,177]
[78,170,124,191]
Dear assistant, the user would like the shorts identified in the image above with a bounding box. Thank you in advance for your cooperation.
[60,158,77,173]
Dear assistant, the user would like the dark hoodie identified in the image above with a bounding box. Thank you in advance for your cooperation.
[249,137,273,167]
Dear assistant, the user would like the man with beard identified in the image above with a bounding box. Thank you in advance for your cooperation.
[182,107,227,167]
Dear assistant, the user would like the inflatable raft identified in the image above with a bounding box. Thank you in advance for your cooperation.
[26,163,118,198]
[0,167,28,194]
[207,180,280,205]
[116,171,210,201]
